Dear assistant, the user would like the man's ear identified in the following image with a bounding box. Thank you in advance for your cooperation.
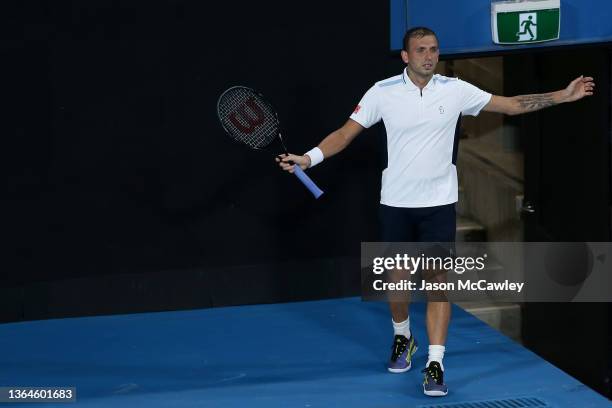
[401,50,409,64]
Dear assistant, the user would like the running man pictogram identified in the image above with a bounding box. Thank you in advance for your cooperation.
[516,15,537,40]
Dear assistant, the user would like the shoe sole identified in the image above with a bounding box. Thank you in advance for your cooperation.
[423,388,448,397]
[387,345,417,373]
[387,362,411,373]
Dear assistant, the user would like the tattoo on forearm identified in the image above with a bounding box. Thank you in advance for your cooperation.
[516,93,557,112]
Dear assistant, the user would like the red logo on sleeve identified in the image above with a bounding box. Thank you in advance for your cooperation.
[353,105,361,114]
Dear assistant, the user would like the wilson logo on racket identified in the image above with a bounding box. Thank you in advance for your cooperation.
[228,97,266,133]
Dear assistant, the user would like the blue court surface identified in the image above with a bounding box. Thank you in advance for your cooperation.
[0,297,609,408]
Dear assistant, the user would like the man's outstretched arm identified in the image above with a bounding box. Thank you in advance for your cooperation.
[483,75,595,116]
[277,119,364,172]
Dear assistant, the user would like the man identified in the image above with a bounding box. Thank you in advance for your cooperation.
[517,16,537,40]
[277,27,594,397]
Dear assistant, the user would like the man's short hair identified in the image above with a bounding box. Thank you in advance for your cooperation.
[403,27,438,51]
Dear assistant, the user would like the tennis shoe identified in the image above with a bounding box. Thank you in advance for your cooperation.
[422,361,448,396]
[387,334,418,373]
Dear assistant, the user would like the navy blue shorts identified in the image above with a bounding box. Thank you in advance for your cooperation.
[379,203,456,243]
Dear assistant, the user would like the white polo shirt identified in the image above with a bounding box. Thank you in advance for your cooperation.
[350,69,492,208]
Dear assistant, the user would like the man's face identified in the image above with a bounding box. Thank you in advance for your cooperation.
[401,35,439,77]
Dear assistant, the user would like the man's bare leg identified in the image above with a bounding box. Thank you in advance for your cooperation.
[389,301,409,324]
[426,301,450,345]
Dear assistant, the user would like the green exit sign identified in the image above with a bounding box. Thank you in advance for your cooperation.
[492,0,560,45]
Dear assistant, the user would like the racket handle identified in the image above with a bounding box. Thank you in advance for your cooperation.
[293,165,324,199]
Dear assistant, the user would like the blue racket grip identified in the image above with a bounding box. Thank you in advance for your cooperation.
[293,165,324,199]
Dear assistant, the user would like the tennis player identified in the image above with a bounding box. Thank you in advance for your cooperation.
[277,27,594,397]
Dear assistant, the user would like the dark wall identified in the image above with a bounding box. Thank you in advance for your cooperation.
[509,47,612,398]
[1,1,402,319]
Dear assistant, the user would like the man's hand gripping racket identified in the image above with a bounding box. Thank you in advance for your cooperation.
[217,86,324,199]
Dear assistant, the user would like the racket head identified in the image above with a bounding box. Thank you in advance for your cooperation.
[216,86,280,150]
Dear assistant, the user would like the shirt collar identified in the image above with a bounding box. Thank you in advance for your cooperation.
[402,68,436,92]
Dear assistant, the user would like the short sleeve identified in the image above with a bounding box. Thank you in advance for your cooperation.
[349,85,382,128]
[458,79,492,117]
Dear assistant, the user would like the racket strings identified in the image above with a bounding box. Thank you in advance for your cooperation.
[218,88,279,149]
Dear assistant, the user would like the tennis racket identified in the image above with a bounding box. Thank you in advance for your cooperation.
[216,86,324,199]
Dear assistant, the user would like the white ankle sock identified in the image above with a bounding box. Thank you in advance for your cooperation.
[392,318,411,339]
[427,345,445,371]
